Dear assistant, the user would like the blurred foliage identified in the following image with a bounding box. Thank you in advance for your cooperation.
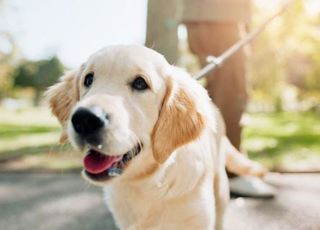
[244,112,320,171]
[0,58,13,97]
[12,57,64,105]
[248,0,320,105]
[0,0,17,98]
[0,33,16,98]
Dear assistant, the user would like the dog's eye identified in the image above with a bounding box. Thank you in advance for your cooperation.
[84,73,94,87]
[131,76,149,91]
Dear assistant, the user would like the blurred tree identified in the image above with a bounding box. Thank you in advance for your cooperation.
[13,57,64,105]
[248,0,320,110]
[281,1,320,94]
[0,59,13,98]
[0,1,17,98]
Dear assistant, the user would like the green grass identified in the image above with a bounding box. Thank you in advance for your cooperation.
[0,107,80,171]
[0,107,61,156]
[0,107,319,171]
[243,112,320,171]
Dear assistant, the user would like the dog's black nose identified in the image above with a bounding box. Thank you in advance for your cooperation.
[71,107,105,136]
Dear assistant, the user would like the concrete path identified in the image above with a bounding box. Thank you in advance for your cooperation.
[0,172,319,230]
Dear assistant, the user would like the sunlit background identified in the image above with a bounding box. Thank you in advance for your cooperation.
[0,1,320,229]
[0,0,319,173]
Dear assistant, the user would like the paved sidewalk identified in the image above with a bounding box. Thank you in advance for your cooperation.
[0,172,319,230]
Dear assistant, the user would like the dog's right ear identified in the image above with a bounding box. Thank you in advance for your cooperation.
[45,70,80,143]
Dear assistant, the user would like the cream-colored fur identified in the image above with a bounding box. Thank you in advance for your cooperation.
[46,45,266,230]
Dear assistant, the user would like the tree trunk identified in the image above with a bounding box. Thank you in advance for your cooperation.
[34,89,42,106]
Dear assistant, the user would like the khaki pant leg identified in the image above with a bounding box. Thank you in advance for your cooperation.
[186,22,248,150]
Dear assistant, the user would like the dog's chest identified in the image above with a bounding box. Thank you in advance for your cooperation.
[103,185,150,228]
[102,177,216,229]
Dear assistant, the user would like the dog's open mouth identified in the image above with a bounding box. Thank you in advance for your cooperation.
[84,144,141,181]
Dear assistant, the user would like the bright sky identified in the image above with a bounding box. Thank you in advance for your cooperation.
[0,0,148,68]
[1,0,319,68]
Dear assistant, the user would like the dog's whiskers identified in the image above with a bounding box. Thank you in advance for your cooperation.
[127,132,142,158]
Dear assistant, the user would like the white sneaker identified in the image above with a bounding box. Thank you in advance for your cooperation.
[229,176,276,198]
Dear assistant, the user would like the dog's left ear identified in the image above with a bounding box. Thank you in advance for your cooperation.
[45,70,80,143]
[151,76,205,164]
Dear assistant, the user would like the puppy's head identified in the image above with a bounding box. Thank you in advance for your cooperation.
[46,45,206,185]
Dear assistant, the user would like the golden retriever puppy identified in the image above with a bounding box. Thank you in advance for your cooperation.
[46,45,265,230]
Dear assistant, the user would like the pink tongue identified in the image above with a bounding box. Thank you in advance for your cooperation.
[84,150,120,174]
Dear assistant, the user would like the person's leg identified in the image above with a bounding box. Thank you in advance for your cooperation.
[186,22,275,198]
[186,22,248,150]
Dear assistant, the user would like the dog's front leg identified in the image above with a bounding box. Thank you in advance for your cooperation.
[213,167,229,230]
